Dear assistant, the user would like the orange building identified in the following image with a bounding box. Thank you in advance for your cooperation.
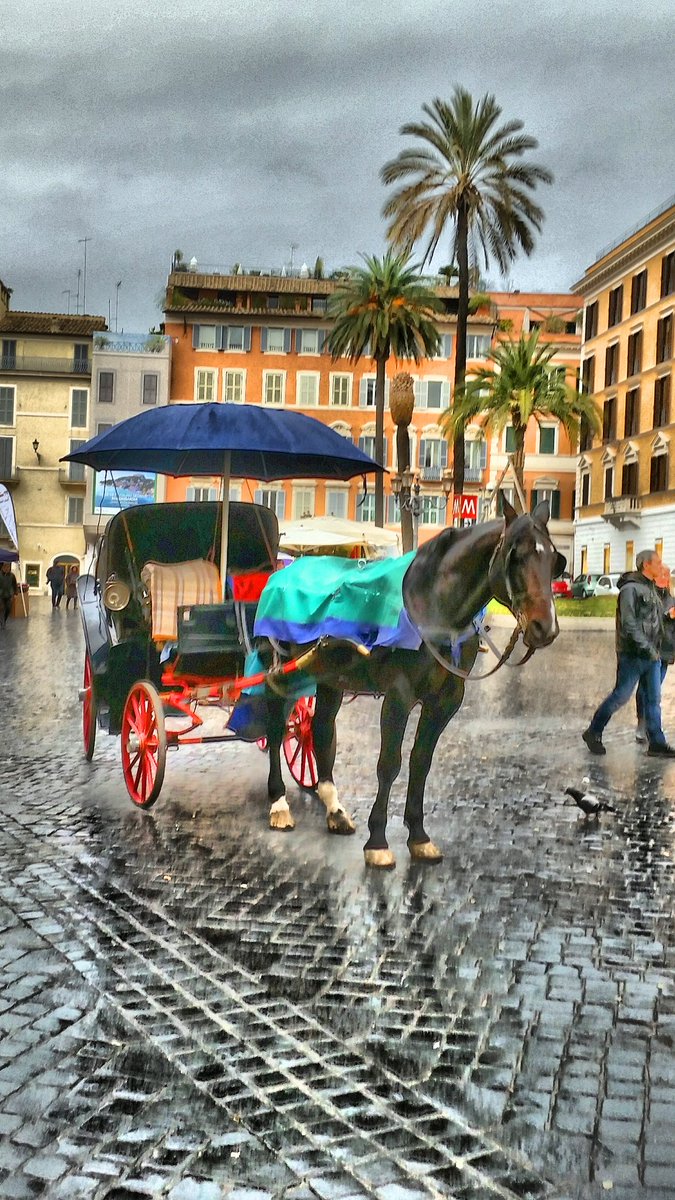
[162,266,580,550]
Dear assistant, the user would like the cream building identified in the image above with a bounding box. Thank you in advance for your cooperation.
[0,278,106,590]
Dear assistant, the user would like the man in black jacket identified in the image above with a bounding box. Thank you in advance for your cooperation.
[583,549,675,757]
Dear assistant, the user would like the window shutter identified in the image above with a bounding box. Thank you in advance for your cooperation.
[243,327,251,351]
[317,330,325,353]
[480,440,487,469]
[359,379,368,407]
[192,325,200,348]
[186,487,196,501]
[276,492,286,519]
[260,329,268,352]
[443,335,453,358]
[254,489,263,505]
[440,440,448,469]
[551,490,561,519]
[295,329,302,353]
[414,380,425,409]
[216,326,225,350]
[384,379,390,405]
[419,439,427,466]
[283,328,292,353]
[382,436,388,468]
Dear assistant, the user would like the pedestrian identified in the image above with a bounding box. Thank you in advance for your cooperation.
[0,562,17,628]
[65,565,79,610]
[46,562,65,609]
[582,549,675,758]
[636,562,675,742]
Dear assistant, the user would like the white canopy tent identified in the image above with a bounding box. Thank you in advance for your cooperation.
[278,516,400,559]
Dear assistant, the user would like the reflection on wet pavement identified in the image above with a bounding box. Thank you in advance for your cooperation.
[1,600,675,1197]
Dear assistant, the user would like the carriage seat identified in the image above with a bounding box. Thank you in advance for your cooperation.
[141,559,222,643]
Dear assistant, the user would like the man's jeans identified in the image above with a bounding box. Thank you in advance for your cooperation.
[636,661,669,724]
[591,654,666,746]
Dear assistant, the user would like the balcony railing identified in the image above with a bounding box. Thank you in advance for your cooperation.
[465,466,484,483]
[603,495,642,526]
[0,355,90,375]
[419,465,443,482]
[58,466,86,486]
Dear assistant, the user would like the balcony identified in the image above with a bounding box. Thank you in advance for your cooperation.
[58,466,86,487]
[602,495,642,527]
[419,465,444,483]
[465,466,484,483]
[0,355,90,375]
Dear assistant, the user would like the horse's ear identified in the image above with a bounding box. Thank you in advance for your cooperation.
[501,496,518,526]
[532,500,550,527]
[553,551,567,578]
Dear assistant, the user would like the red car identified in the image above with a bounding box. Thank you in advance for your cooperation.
[552,572,573,599]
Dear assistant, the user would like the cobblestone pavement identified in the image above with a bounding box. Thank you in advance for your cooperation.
[2,599,675,1199]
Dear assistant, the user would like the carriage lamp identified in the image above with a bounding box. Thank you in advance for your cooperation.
[32,438,41,462]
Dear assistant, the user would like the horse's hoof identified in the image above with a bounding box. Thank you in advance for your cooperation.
[364,847,396,869]
[269,799,295,831]
[408,839,443,863]
[326,808,356,835]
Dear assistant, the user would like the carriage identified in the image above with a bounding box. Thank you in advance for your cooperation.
[78,498,320,807]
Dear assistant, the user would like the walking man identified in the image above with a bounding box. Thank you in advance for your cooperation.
[583,549,675,757]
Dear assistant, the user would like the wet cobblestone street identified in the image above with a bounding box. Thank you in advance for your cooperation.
[2,599,675,1198]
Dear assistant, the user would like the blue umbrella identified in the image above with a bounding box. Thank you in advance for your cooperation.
[0,547,18,563]
[62,402,384,599]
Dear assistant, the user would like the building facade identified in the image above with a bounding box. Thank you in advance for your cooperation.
[573,197,675,574]
[162,266,580,549]
[0,278,106,590]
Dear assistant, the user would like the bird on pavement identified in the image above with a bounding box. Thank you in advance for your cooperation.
[565,786,617,816]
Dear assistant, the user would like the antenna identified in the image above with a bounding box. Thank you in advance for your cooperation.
[78,237,91,313]
[115,280,122,333]
[61,289,71,314]
[289,242,299,273]
[75,269,81,315]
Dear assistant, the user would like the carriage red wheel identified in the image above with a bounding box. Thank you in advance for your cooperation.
[121,681,167,808]
[283,696,318,789]
[82,653,97,761]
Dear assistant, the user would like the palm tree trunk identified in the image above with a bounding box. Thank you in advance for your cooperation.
[374,354,386,526]
[452,199,469,505]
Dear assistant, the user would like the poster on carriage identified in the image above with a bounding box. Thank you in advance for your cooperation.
[93,470,157,515]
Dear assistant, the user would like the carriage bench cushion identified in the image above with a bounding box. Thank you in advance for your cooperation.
[141,558,222,642]
[253,552,423,650]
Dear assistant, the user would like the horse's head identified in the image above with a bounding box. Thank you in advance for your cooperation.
[490,498,565,649]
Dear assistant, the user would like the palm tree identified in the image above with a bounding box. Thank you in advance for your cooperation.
[327,251,442,526]
[381,86,553,498]
[441,330,601,508]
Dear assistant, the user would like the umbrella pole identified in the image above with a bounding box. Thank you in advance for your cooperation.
[219,451,231,602]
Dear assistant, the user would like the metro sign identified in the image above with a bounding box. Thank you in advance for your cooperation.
[452,494,478,521]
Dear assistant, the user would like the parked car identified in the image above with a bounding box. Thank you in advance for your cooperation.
[572,571,620,599]
[552,571,573,599]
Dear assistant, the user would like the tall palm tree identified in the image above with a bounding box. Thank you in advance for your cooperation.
[381,86,553,498]
[442,330,601,508]
[327,251,442,526]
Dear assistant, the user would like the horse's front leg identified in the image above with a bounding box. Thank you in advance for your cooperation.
[405,675,465,862]
[312,684,355,835]
[364,689,413,870]
[265,692,294,830]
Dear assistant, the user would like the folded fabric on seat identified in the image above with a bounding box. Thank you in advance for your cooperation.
[141,559,222,642]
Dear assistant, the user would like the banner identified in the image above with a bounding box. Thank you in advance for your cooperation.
[93,470,157,516]
[0,483,19,549]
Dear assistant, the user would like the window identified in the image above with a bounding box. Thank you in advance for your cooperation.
[608,285,623,327]
[622,460,639,496]
[296,373,319,406]
[0,437,13,477]
[326,489,348,519]
[604,466,614,500]
[293,488,315,519]
[263,371,285,405]
[0,386,15,425]
[254,487,286,518]
[654,375,671,427]
[605,343,619,386]
[530,488,561,519]
[262,327,290,353]
[415,379,450,410]
[330,374,351,406]
[196,325,217,349]
[465,438,487,475]
[359,377,377,407]
[580,472,591,506]
[584,302,598,341]
[418,437,448,478]
[1,340,16,369]
[650,452,668,493]
[71,389,88,428]
[356,493,375,522]
[67,496,84,524]
[196,368,217,402]
[25,563,40,589]
[627,330,642,377]
[97,421,113,436]
[579,416,593,452]
[496,488,515,514]
[73,344,89,373]
[602,397,616,442]
[296,328,322,355]
[504,425,516,453]
[661,252,675,298]
[223,325,248,350]
[656,314,673,364]
[98,371,114,403]
[466,334,491,359]
[630,270,648,314]
[538,426,556,455]
[420,496,443,526]
[224,369,245,403]
[581,355,595,394]
[433,335,453,358]
[386,494,401,524]
[68,439,86,481]
[311,297,327,314]
[186,486,218,501]
[358,433,387,466]
[624,388,640,437]
[141,373,158,405]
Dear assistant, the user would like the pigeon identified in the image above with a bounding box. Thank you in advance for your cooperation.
[565,786,617,816]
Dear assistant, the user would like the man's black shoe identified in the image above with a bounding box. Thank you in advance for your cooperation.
[647,742,675,758]
[582,727,606,755]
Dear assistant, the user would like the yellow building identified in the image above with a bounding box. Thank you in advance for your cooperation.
[573,197,675,573]
[0,280,106,590]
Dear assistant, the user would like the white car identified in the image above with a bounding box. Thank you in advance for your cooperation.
[593,572,620,597]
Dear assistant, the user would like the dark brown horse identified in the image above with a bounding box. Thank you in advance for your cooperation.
[261,499,564,868]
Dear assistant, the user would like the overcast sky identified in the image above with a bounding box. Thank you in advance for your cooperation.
[2,0,674,332]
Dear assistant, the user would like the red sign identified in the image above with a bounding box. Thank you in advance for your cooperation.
[452,494,478,520]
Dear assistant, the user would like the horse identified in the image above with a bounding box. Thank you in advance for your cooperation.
[260,498,565,869]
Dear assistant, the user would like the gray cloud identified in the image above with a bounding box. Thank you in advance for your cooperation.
[1,0,673,328]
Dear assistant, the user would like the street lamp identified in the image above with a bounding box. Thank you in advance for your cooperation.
[32,439,41,463]
[391,468,422,549]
